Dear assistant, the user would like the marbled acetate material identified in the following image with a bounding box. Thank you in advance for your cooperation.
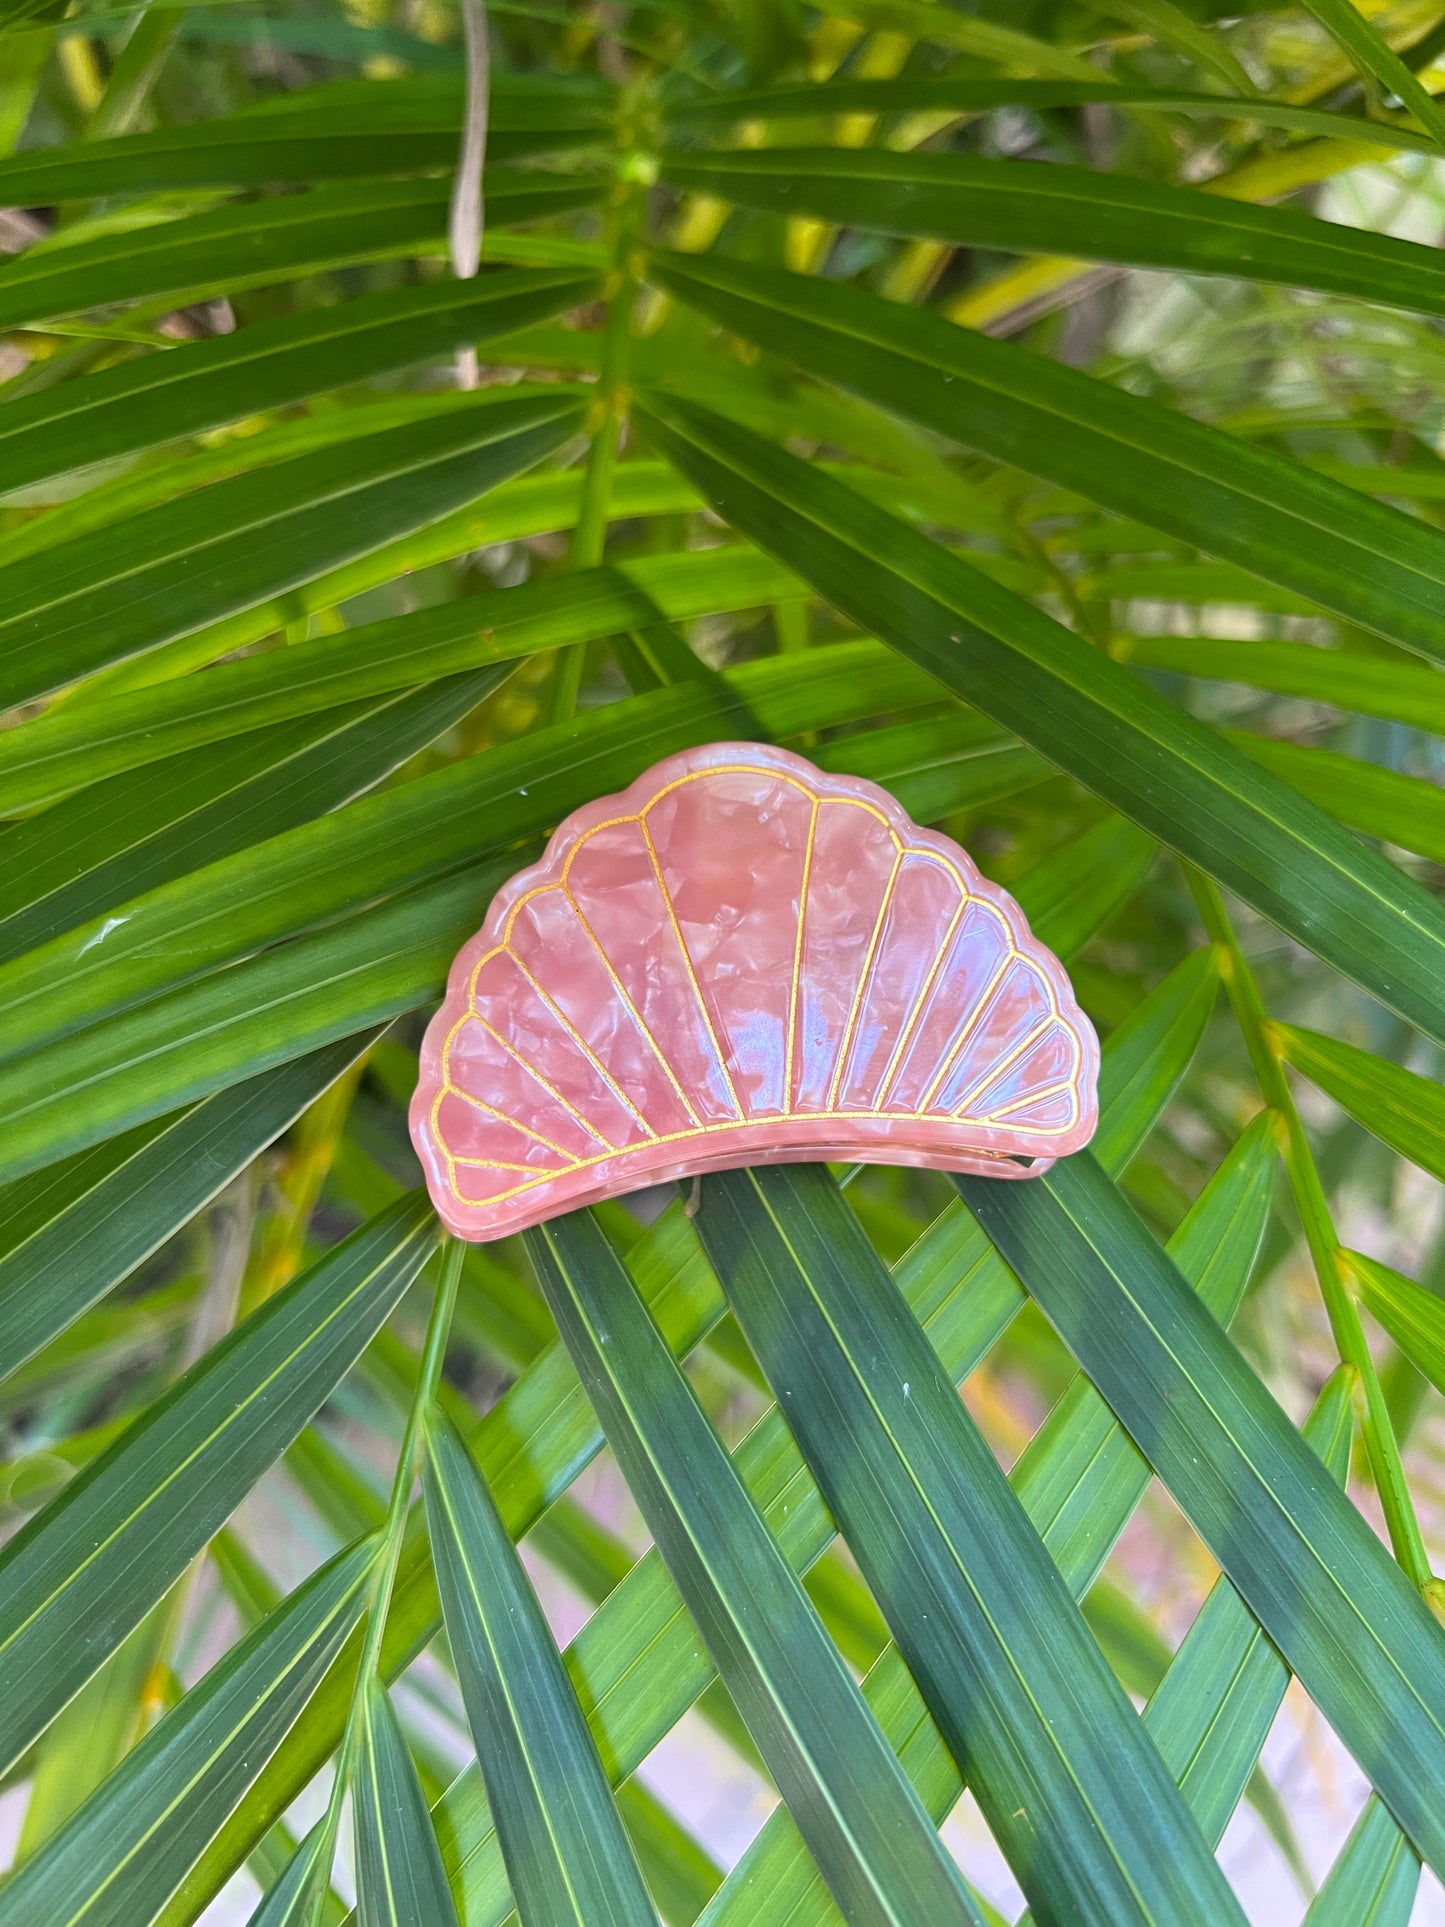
[411,742,1098,1241]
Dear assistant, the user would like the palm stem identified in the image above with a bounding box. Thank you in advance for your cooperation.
[1188,871,1433,1592]
[304,1233,466,1922]
[550,165,642,724]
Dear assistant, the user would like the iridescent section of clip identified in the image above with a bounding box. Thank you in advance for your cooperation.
[410,742,1099,1241]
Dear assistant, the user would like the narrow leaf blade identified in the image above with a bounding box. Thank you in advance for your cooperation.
[697,1164,1244,1927]
[0,391,581,709]
[0,1192,438,1774]
[0,1038,375,1377]
[0,177,602,333]
[0,268,596,498]
[657,149,1445,318]
[959,1154,1445,1879]
[0,1544,372,1927]
[636,394,1445,1050]
[650,252,1445,666]
[528,1209,987,1927]
[1347,1251,1445,1400]
[354,1678,461,1927]
[1277,1026,1445,1183]
[1304,1795,1421,1927]
[423,1405,657,1926]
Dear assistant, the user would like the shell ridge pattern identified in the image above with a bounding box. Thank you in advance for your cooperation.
[413,743,1100,1240]
[554,878,704,1130]
[783,793,819,1116]
[636,806,746,1120]
[503,947,660,1142]
[826,841,906,1114]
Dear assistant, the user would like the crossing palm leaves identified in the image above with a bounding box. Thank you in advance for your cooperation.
[2,3,1442,1922]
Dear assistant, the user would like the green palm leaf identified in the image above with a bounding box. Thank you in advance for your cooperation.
[1009,1367,1360,1927]
[422,1403,658,1925]
[250,1825,335,1927]
[0,1039,371,1377]
[636,393,1445,1050]
[528,1207,989,1927]
[1304,1796,1421,1926]
[615,1784,723,1927]
[0,390,581,709]
[1295,0,1445,148]
[1231,738,1445,868]
[1346,1252,1445,1400]
[0,1543,372,1927]
[1139,1369,1354,1844]
[162,1202,719,1927]
[0,179,602,334]
[1275,1027,1445,1182]
[0,75,609,200]
[665,77,1437,155]
[0,269,596,497]
[1011,1109,1276,1600]
[0,1191,437,1775]
[657,149,1445,316]
[1119,635,1445,733]
[960,1155,1445,1878]
[695,1159,1245,1926]
[353,1677,461,1927]
[650,254,1445,666]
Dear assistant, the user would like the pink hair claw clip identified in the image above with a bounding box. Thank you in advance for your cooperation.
[411,741,1099,1241]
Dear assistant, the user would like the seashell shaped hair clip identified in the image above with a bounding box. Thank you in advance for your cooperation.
[411,742,1099,1241]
